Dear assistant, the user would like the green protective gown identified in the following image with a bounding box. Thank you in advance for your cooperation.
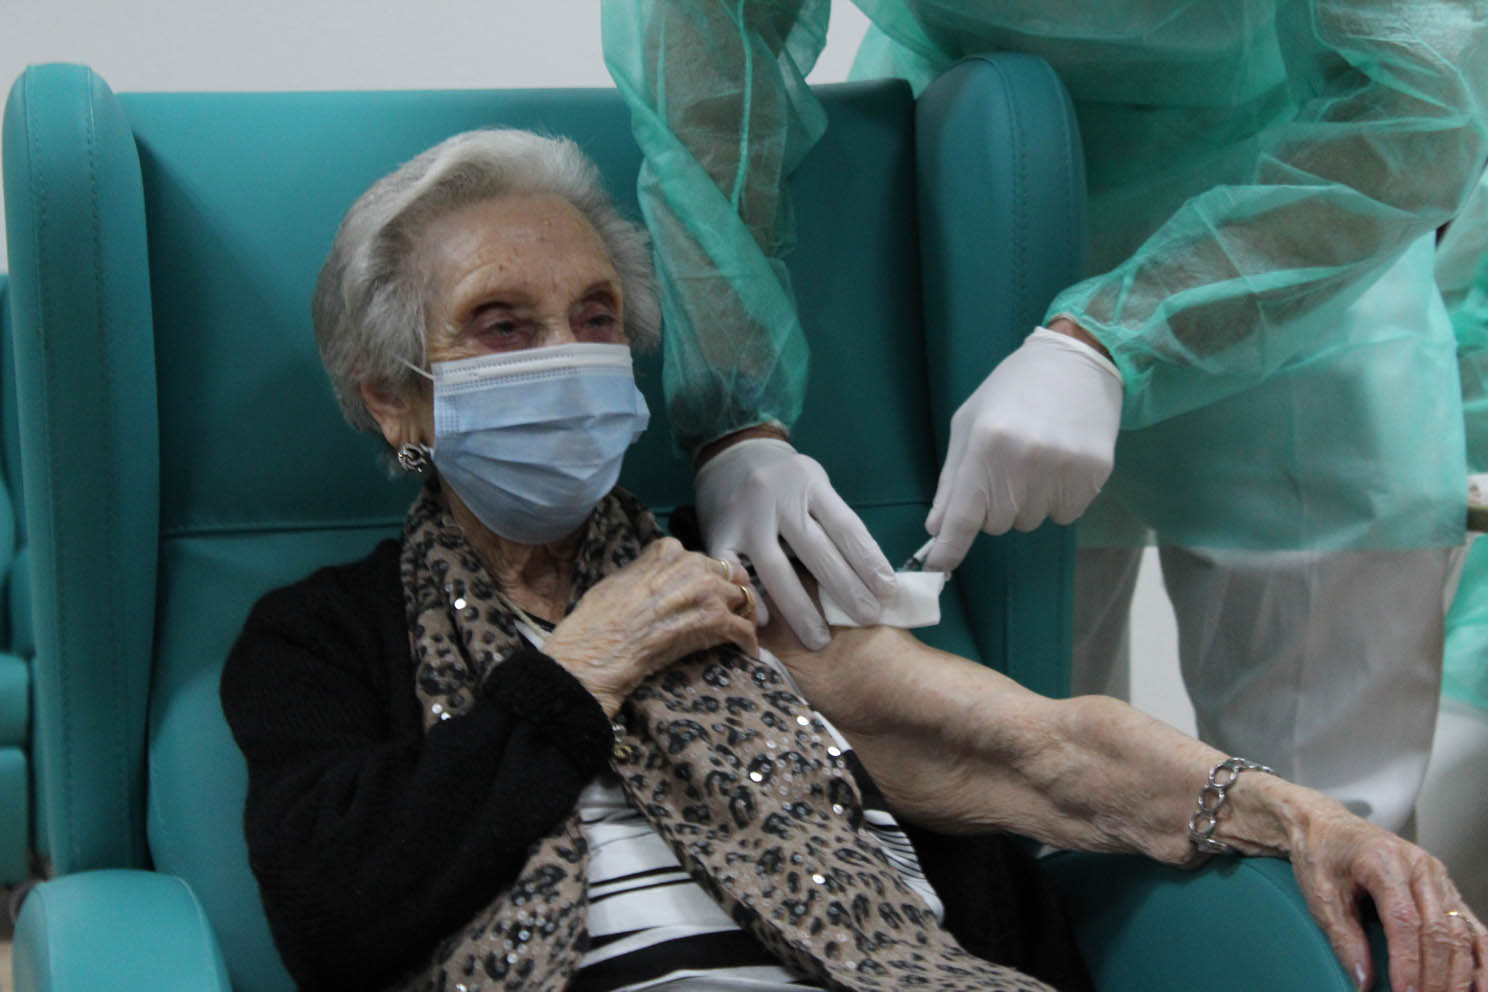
[1439,169,1488,714]
[603,0,830,455]
[603,0,1488,550]
[1440,166,1488,478]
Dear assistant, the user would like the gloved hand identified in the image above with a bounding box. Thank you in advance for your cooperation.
[923,326,1124,571]
[695,437,897,650]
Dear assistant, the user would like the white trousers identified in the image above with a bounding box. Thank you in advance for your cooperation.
[1417,697,1488,917]
[1073,546,1453,833]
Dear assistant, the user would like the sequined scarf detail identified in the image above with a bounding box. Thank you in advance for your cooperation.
[394,484,1052,992]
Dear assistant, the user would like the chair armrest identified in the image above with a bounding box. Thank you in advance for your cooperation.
[1042,851,1386,991]
[13,870,231,992]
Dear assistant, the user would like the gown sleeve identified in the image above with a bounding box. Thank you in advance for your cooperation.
[858,0,1488,428]
[602,0,830,454]
[1441,168,1488,475]
[1045,0,1488,426]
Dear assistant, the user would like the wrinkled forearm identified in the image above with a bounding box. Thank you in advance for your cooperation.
[766,622,1320,866]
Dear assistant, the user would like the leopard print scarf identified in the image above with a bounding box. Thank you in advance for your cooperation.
[394,483,1052,992]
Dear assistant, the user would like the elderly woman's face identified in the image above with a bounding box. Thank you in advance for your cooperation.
[421,193,627,365]
[362,192,633,458]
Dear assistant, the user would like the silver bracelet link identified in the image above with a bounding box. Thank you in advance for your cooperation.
[1188,756,1276,855]
[611,715,636,764]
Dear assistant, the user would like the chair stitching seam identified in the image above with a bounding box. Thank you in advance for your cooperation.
[81,73,139,866]
[24,69,78,873]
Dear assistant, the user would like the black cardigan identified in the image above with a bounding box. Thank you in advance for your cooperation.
[220,539,1091,991]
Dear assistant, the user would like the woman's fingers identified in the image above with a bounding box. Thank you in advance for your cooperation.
[720,595,760,658]
[1292,812,1488,992]
[1468,910,1488,991]
[1426,881,1483,992]
[633,546,759,664]
[1406,864,1477,992]
[1344,837,1482,992]
[1438,910,1481,992]
[701,553,760,657]
[1414,865,1479,992]
[1363,850,1427,992]
[1411,888,1458,992]
[718,561,760,657]
[1297,867,1372,991]
[551,539,757,703]
[1444,913,1474,992]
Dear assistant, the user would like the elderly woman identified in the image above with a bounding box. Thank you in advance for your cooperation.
[221,129,1486,992]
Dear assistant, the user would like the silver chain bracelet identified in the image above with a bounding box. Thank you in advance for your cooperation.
[1188,756,1276,855]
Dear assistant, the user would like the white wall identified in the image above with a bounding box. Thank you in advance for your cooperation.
[0,0,1193,732]
[0,0,867,261]
[1,0,869,93]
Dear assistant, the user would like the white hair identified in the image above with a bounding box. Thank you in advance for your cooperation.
[312,128,661,434]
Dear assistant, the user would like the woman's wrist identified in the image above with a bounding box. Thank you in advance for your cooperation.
[1206,768,1313,858]
[560,671,626,719]
[542,637,631,718]
[590,692,624,719]
[544,617,647,720]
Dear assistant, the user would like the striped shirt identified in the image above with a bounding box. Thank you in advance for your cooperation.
[516,619,941,991]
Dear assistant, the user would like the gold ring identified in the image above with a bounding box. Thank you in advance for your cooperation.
[736,583,755,619]
[1443,909,1478,931]
[715,557,734,583]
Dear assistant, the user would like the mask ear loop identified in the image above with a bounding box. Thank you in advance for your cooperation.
[400,356,435,382]
[395,357,436,472]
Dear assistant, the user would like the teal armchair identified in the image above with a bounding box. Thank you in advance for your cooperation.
[3,61,1364,990]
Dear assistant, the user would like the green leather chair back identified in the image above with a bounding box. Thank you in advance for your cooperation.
[1,269,31,663]
[3,61,1081,989]
[0,271,30,886]
[0,273,14,622]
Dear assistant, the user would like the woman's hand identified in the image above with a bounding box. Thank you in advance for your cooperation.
[544,538,758,716]
[1284,796,1486,991]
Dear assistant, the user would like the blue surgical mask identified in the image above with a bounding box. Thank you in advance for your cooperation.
[423,343,649,544]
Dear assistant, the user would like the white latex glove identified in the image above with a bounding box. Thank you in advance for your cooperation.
[923,327,1123,571]
[695,438,897,650]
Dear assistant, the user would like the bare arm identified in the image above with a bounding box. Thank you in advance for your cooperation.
[763,619,1226,863]
[762,618,1486,991]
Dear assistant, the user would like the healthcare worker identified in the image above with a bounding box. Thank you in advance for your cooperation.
[1418,167,1488,913]
[602,1,1488,832]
